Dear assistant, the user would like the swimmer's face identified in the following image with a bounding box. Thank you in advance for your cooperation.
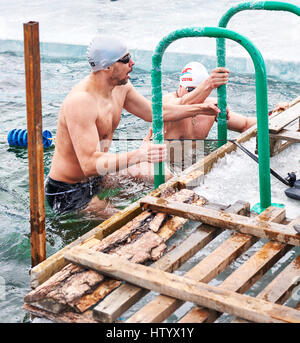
[114,52,135,85]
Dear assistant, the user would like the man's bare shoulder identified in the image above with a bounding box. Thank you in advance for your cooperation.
[64,85,95,105]
[61,90,97,121]
[114,80,135,96]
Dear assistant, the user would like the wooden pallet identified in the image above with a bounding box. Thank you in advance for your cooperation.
[23,98,300,323]
[24,188,300,323]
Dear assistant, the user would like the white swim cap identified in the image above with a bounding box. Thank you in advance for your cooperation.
[179,62,209,87]
[86,35,127,72]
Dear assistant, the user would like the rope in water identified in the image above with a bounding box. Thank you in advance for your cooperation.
[1,129,232,148]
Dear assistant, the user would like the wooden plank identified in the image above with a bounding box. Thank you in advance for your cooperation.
[257,256,300,304]
[23,21,46,267]
[289,96,300,107]
[269,102,300,133]
[221,242,291,293]
[232,254,300,323]
[93,201,249,323]
[24,189,203,316]
[126,207,285,323]
[232,216,300,323]
[127,233,258,323]
[269,129,300,143]
[64,246,300,323]
[140,196,300,246]
[180,240,291,323]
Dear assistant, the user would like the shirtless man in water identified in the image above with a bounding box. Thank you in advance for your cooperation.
[163,61,257,141]
[46,36,168,217]
[163,61,257,174]
[46,37,220,217]
[163,62,290,174]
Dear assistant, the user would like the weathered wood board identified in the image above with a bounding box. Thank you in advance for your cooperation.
[64,245,300,323]
[268,101,300,133]
[93,200,249,323]
[231,216,300,323]
[24,189,205,315]
[23,97,300,324]
[126,207,286,323]
[140,196,300,246]
[270,128,300,143]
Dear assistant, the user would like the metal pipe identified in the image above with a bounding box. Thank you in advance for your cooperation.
[217,1,300,147]
[151,26,271,209]
[23,21,46,267]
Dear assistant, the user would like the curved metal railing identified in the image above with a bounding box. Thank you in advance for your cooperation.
[216,1,300,147]
[151,27,272,210]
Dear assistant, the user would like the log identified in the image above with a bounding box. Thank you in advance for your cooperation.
[30,201,142,289]
[140,196,300,246]
[64,246,300,323]
[92,200,250,323]
[24,189,203,315]
[23,303,97,323]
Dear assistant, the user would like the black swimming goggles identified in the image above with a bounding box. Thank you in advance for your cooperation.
[117,53,131,64]
[186,87,195,92]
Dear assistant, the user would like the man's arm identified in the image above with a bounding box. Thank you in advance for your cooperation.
[161,67,229,122]
[123,82,152,122]
[65,93,166,177]
[227,110,257,133]
[179,67,229,105]
[162,98,220,122]
[226,100,291,133]
[122,81,218,123]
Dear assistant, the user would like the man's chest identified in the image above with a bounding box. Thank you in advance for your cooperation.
[96,94,124,135]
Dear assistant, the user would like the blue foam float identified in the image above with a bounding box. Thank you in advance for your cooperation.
[7,129,52,148]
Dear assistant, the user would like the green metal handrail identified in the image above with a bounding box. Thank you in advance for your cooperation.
[217,1,300,147]
[151,27,272,210]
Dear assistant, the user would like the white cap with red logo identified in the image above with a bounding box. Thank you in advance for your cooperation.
[179,62,209,88]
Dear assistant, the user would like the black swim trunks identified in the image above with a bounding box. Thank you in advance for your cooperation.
[45,176,103,214]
